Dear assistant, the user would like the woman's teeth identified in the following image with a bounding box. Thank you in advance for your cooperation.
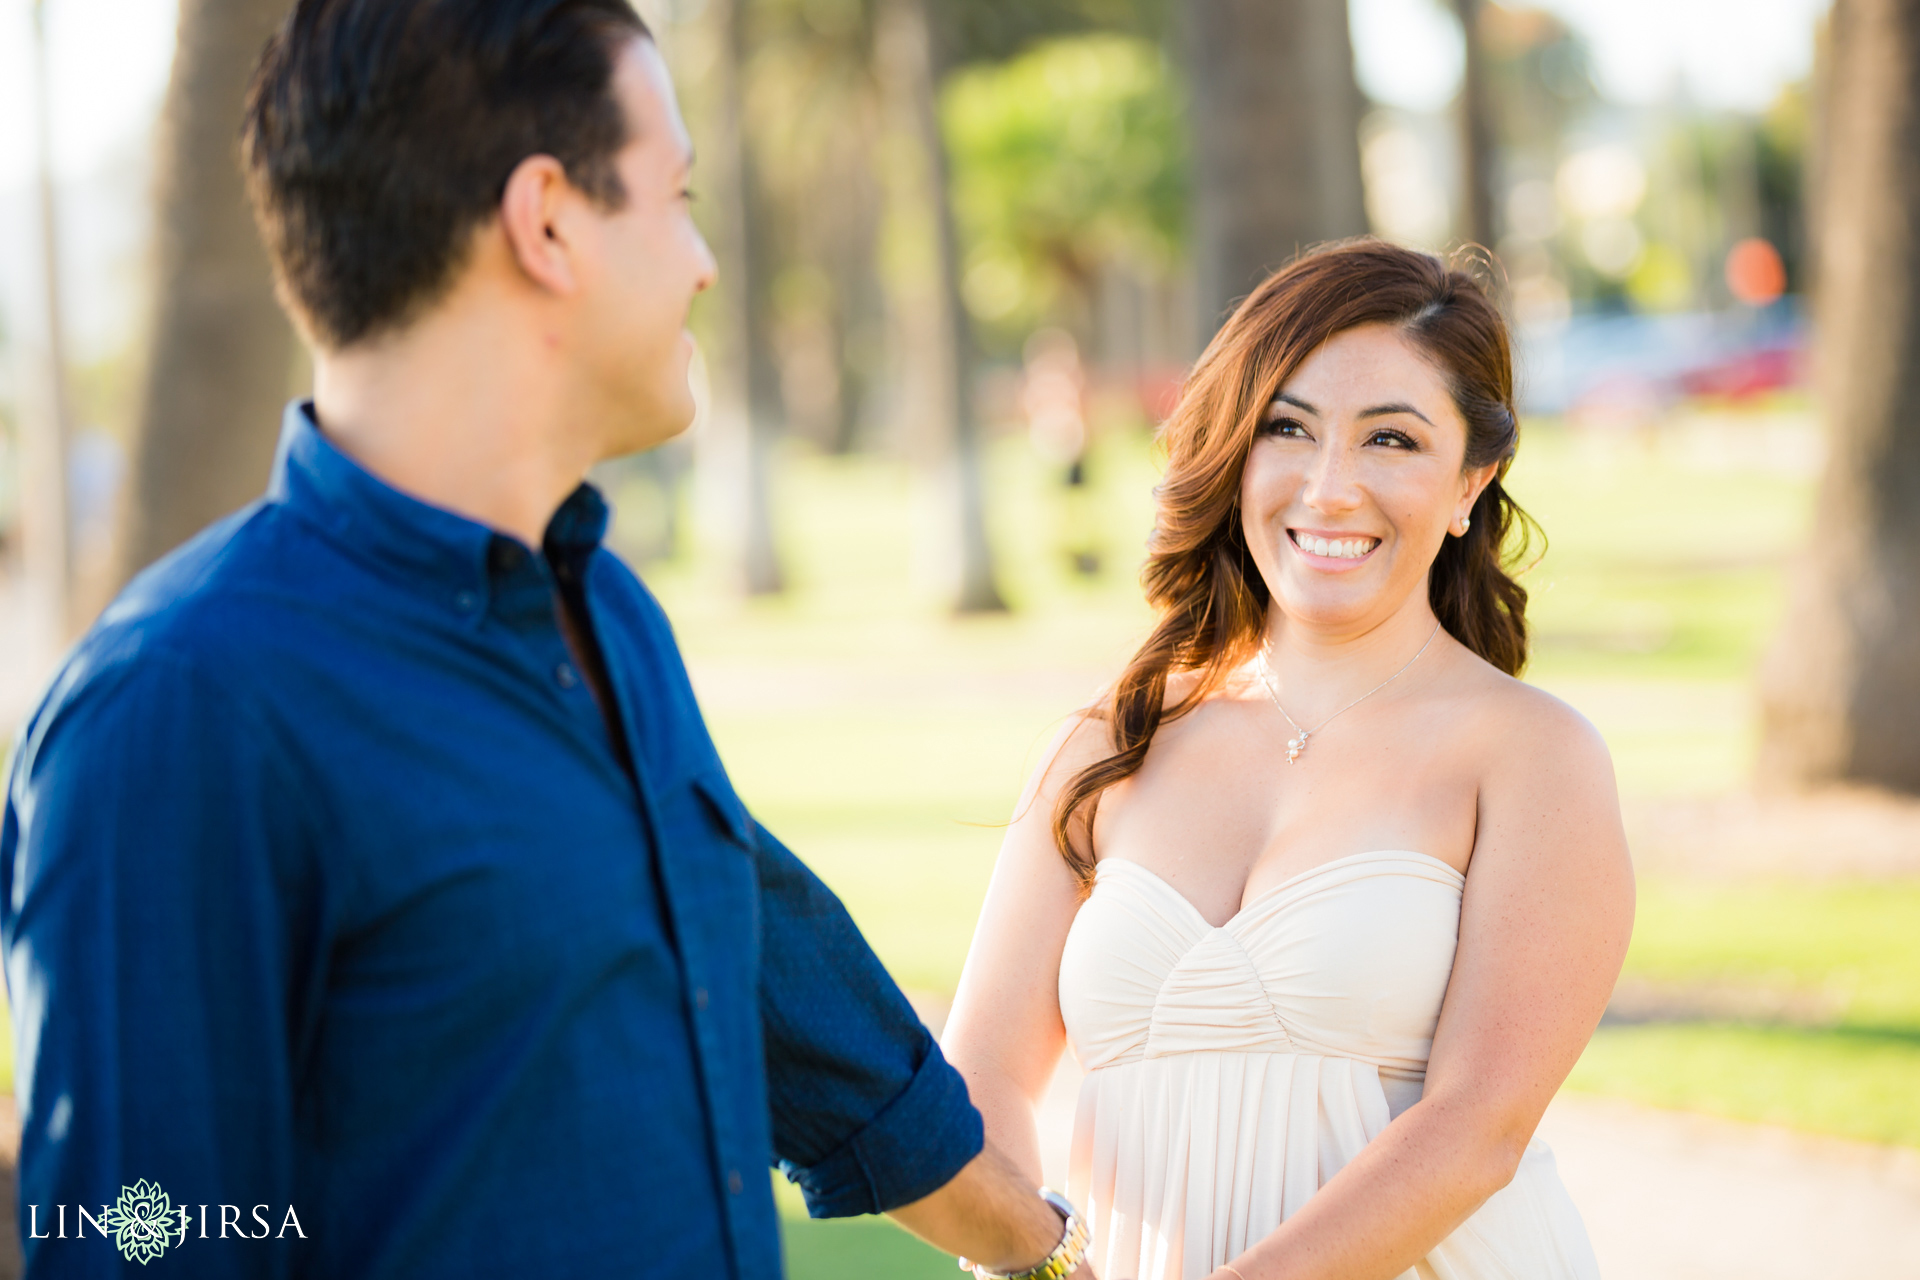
[1293,532,1377,560]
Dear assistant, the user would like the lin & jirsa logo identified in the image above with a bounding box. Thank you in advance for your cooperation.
[24,1178,306,1264]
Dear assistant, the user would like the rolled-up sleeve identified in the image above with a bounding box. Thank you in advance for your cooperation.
[751,822,983,1217]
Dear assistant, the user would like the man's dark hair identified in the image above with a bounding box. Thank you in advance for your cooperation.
[242,0,651,349]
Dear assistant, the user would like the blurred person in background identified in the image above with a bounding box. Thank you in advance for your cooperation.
[945,241,1633,1280]
[0,3,1096,1278]
[1021,328,1100,577]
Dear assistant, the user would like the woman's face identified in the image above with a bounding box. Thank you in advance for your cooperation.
[1239,323,1496,636]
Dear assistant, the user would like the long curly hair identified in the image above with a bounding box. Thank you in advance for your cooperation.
[1051,239,1539,888]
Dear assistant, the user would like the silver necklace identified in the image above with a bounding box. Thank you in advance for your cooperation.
[1256,620,1443,764]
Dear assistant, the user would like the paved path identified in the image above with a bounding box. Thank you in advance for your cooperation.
[1024,1055,1920,1279]
[1539,1093,1920,1278]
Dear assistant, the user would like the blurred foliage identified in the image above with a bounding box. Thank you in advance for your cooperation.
[1755,83,1811,290]
[943,35,1187,348]
[932,0,1171,68]
[1478,5,1601,152]
[738,0,890,449]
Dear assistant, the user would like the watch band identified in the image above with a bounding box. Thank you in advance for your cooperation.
[966,1187,1092,1280]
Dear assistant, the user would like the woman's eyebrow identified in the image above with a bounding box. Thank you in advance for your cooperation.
[1358,402,1434,426]
[1270,393,1317,414]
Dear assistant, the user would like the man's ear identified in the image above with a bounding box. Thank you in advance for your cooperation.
[498,154,582,296]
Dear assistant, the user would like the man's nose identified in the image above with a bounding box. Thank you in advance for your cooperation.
[692,231,718,295]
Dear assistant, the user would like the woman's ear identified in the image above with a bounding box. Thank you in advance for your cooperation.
[1454,460,1499,534]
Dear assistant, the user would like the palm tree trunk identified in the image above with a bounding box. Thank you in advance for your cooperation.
[117,0,297,585]
[876,0,1007,613]
[1757,0,1920,792]
[697,0,785,596]
[1450,0,1498,252]
[19,0,75,638]
[1184,0,1369,337]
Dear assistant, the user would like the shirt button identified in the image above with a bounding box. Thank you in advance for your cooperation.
[454,590,479,613]
[727,1169,744,1195]
[693,987,709,1011]
[555,663,578,689]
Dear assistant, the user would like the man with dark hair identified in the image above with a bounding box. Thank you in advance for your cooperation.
[0,3,1094,1278]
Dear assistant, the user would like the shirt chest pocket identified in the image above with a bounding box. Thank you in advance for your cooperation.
[648,769,765,1030]
[654,768,756,857]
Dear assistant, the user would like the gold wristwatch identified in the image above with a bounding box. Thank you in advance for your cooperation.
[962,1188,1092,1280]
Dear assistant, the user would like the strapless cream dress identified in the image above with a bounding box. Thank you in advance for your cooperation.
[1058,851,1600,1280]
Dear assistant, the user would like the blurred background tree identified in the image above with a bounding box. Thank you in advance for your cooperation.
[1758,0,1920,792]
[115,0,296,591]
[1185,0,1368,334]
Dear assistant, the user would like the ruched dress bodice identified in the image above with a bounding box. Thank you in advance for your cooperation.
[1058,851,1600,1280]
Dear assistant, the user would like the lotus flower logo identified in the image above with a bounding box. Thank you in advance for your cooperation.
[102,1179,183,1264]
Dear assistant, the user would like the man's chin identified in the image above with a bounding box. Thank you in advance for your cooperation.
[604,394,696,460]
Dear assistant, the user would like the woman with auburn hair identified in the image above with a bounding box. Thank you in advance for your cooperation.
[943,240,1630,1280]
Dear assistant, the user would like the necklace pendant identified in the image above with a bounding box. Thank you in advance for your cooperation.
[1286,734,1305,764]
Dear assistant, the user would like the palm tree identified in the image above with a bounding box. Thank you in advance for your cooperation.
[1450,0,1498,252]
[1757,0,1920,792]
[875,0,1006,612]
[19,0,75,638]
[695,0,787,595]
[117,0,298,585]
[1182,0,1369,337]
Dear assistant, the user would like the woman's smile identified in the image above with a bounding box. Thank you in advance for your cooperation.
[1286,526,1382,566]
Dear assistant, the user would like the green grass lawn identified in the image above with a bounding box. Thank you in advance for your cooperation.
[1568,1023,1920,1148]
[1567,877,1920,1146]
[775,1177,958,1280]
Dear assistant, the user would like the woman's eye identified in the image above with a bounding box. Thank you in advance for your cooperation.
[1367,428,1418,450]
[1263,416,1310,438]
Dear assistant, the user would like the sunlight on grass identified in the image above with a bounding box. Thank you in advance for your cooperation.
[1577,877,1920,1148]
[775,1173,956,1279]
[1626,879,1920,1025]
[1567,1024,1920,1148]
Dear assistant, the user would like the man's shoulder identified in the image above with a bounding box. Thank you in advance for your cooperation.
[36,499,327,724]
[587,548,672,631]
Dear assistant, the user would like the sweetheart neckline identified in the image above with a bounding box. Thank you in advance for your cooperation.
[1094,849,1465,931]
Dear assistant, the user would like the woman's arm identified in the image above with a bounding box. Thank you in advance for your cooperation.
[942,713,1113,1186]
[1219,691,1635,1280]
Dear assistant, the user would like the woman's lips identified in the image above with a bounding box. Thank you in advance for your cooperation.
[1288,528,1381,564]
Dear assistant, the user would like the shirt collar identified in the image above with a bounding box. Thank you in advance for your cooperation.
[269,400,610,616]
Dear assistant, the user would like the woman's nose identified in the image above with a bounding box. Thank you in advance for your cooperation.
[1301,441,1363,512]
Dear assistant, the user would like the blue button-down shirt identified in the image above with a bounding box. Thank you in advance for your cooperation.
[1,403,983,1277]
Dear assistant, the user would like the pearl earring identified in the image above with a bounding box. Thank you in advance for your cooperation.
[1458,516,1472,534]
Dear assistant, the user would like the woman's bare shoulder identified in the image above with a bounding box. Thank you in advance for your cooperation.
[1440,656,1625,870]
[1018,701,1119,813]
[1441,641,1598,741]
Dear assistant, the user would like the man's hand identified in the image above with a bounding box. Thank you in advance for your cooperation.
[886,1139,1097,1277]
